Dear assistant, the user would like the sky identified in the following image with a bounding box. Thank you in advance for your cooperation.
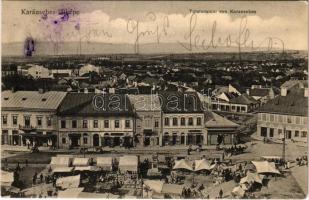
[2,1,308,50]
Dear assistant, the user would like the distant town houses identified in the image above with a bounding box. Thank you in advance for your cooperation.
[208,84,260,114]
[1,90,242,149]
[257,80,308,142]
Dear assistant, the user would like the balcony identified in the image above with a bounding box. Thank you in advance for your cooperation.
[19,125,36,131]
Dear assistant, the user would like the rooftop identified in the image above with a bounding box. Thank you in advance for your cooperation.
[128,94,161,111]
[158,91,204,113]
[259,88,308,116]
[205,111,239,128]
[58,93,134,117]
[230,93,259,105]
[2,90,67,111]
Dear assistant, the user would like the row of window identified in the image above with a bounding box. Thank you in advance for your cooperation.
[60,119,131,129]
[164,117,202,126]
[261,127,307,138]
[259,113,308,125]
[2,115,52,127]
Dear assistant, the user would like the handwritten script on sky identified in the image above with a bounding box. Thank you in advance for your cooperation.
[3,7,308,53]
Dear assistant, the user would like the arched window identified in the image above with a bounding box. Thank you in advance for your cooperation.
[83,133,88,144]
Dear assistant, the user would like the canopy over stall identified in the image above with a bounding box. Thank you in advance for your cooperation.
[240,172,265,185]
[56,175,80,189]
[50,157,71,168]
[74,166,99,172]
[21,184,54,197]
[52,167,74,173]
[1,170,14,187]
[96,157,113,171]
[251,161,281,174]
[144,180,164,193]
[72,158,91,166]
[232,186,245,198]
[194,159,216,171]
[119,156,138,173]
[173,159,193,171]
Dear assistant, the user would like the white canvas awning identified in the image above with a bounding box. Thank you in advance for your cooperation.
[144,180,164,193]
[56,175,80,189]
[251,161,280,174]
[72,158,91,166]
[240,172,264,184]
[194,159,214,171]
[74,166,99,172]
[119,156,138,173]
[22,184,54,197]
[57,187,84,198]
[50,157,71,168]
[1,170,14,186]
[96,157,113,171]
[52,167,74,173]
[232,186,245,197]
[173,159,193,171]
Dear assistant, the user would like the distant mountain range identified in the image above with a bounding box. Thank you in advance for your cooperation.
[1,41,293,56]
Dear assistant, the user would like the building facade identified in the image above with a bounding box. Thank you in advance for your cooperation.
[57,93,135,148]
[159,92,206,146]
[257,81,308,142]
[1,90,67,147]
[128,94,162,147]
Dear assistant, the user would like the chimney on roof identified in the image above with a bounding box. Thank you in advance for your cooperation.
[246,89,250,95]
[38,88,45,94]
[281,87,288,96]
[305,88,308,97]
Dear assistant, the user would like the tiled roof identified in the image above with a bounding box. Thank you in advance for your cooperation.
[259,88,308,116]
[205,111,239,128]
[249,88,270,97]
[2,90,67,111]
[128,95,161,111]
[158,91,204,113]
[230,93,259,105]
[281,80,308,88]
[58,93,134,117]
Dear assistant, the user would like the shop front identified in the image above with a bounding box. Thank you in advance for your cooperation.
[21,132,57,147]
[143,129,159,146]
[207,130,236,145]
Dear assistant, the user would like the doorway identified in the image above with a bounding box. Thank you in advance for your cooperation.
[93,134,99,146]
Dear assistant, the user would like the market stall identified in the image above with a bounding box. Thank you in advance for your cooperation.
[72,158,91,166]
[96,157,113,171]
[50,156,72,168]
[56,174,80,189]
[118,156,139,174]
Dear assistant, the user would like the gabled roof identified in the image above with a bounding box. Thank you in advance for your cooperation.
[205,111,239,128]
[57,93,134,117]
[230,93,259,105]
[158,91,204,113]
[259,88,308,116]
[2,90,67,111]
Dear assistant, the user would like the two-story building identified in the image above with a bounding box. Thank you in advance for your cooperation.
[159,92,206,146]
[1,90,67,147]
[128,94,162,147]
[57,93,135,148]
[257,81,308,143]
